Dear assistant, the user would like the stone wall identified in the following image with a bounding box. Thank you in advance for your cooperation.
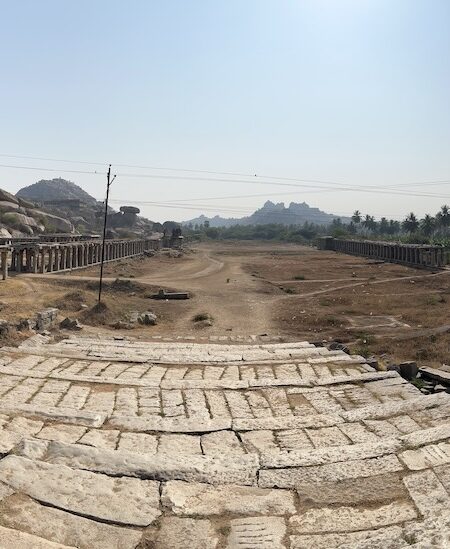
[318,237,447,269]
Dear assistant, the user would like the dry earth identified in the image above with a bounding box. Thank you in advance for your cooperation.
[1,241,449,367]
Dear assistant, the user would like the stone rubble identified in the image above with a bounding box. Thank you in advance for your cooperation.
[0,336,447,547]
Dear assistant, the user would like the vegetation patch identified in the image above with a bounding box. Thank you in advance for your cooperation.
[193,312,212,322]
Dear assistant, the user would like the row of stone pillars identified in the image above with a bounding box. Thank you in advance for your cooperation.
[10,239,159,274]
[331,238,446,268]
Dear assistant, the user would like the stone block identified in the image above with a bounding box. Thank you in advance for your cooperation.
[35,308,59,331]
[60,318,83,331]
[399,361,418,380]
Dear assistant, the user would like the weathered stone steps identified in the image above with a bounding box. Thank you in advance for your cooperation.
[0,337,448,547]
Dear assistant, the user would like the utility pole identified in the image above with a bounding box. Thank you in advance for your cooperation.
[98,164,116,303]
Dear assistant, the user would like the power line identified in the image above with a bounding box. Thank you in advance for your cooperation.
[1,158,450,203]
[0,163,104,176]
[0,152,449,190]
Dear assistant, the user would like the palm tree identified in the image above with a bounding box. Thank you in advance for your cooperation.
[351,210,361,224]
[379,217,389,234]
[420,214,435,237]
[436,205,450,228]
[362,214,377,232]
[402,212,419,233]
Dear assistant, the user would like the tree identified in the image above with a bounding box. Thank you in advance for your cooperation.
[402,212,419,233]
[362,214,377,232]
[204,220,210,229]
[420,214,435,237]
[379,217,390,234]
[351,210,361,224]
[436,204,450,229]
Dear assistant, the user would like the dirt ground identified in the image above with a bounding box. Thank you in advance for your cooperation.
[0,241,449,368]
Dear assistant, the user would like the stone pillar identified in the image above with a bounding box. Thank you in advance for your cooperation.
[52,248,58,271]
[32,249,39,273]
[47,248,53,272]
[1,250,8,280]
[16,249,23,273]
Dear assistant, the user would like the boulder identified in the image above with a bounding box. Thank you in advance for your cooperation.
[0,227,12,238]
[111,321,135,330]
[0,320,10,337]
[2,212,41,230]
[16,197,36,209]
[138,312,157,326]
[27,210,74,233]
[0,189,18,204]
[0,201,20,213]
[35,308,59,331]
[60,317,83,331]
[120,206,140,215]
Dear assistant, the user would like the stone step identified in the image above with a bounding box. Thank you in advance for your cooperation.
[17,438,260,486]
[0,455,161,527]
[0,495,142,549]
[0,403,106,428]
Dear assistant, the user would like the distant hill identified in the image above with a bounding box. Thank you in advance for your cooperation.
[183,201,348,227]
[17,178,98,205]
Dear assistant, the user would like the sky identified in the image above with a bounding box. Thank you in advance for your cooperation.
[0,0,449,223]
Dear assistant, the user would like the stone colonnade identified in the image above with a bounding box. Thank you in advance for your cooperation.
[9,238,161,274]
[331,239,446,268]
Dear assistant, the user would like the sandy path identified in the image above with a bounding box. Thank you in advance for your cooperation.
[23,248,277,337]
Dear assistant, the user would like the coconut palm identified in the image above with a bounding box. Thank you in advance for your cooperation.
[351,210,361,224]
[402,212,419,233]
[420,214,435,237]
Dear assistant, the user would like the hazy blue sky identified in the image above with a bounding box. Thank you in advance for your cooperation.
[1,0,449,222]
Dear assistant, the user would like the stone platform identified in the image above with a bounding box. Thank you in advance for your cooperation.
[0,337,448,547]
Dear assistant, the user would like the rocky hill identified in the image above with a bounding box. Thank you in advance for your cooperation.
[13,178,164,238]
[183,200,348,228]
[17,178,98,205]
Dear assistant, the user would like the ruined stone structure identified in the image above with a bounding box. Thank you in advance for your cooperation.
[0,335,447,547]
[9,238,161,274]
[318,237,447,268]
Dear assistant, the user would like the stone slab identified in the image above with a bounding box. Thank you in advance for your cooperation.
[162,481,296,516]
[42,440,260,485]
[0,403,105,428]
[290,526,404,549]
[341,393,448,422]
[260,439,401,468]
[403,469,450,516]
[295,473,407,506]
[0,494,142,549]
[400,442,450,471]
[258,455,404,488]
[233,413,342,432]
[0,455,160,526]
[0,525,76,548]
[154,517,218,549]
[289,501,417,534]
[109,415,232,433]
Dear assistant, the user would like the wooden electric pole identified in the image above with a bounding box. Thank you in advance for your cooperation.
[98,164,116,303]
